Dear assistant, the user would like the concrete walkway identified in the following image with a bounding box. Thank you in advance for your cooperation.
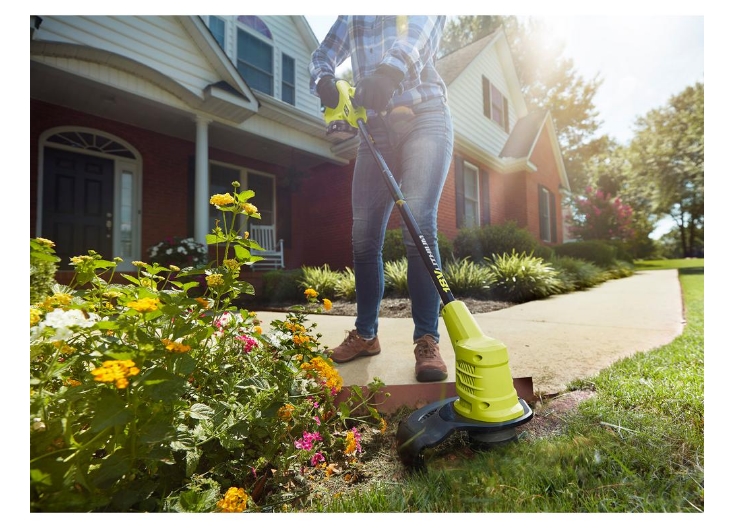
[254,269,685,408]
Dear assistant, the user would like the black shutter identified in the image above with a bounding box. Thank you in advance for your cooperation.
[480,170,490,225]
[482,76,490,119]
[455,156,465,228]
[549,190,557,243]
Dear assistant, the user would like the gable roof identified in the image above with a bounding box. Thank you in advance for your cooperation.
[501,109,570,191]
[437,32,498,86]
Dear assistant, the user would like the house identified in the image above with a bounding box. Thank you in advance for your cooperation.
[30,15,569,285]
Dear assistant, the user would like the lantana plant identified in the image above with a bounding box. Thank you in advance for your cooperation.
[30,182,387,513]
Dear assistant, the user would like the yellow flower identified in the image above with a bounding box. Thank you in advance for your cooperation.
[39,292,73,312]
[241,203,258,215]
[132,261,147,267]
[91,360,140,389]
[209,193,235,207]
[301,357,343,392]
[344,431,358,455]
[35,237,55,247]
[224,259,240,272]
[195,297,210,309]
[30,308,42,327]
[254,326,262,334]
[206,274,224,287]
[216,487,249,513]
[126,298,161,313]
[322,298,332,311]
[65,379,82,387]
[278,403,295,421]
[70,255,93,265]
[169,265,180,272]
[161,338,192,353]
[293,334,311,346]
[304,288,318,299]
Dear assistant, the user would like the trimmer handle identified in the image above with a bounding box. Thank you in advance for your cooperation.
[322,79,368,129]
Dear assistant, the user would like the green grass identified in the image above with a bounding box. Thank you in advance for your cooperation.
[311,262,704,513]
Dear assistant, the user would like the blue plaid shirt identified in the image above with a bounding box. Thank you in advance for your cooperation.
[309,16,447,113]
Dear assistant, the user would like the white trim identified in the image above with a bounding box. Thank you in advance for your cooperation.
[37,126,144,272]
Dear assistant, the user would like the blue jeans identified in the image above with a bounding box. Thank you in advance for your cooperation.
[352,98,453,343]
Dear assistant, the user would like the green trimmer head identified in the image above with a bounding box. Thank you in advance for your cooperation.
[396,301,533,470]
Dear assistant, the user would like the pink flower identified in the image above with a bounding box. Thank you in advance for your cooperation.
[310,452,325,466]
[236,334,259,353]
[294,431,323,451]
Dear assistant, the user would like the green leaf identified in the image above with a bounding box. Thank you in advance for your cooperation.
[233,245,251,260]
[189,403,215,420]
[90,449,131,489]
[90,392,132,432]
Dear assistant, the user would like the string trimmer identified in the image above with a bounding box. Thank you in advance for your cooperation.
[323,80,533,470]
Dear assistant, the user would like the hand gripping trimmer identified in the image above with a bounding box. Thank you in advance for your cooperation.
[323,80,533,471]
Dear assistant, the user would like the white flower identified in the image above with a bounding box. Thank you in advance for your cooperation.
[31,308,99,342]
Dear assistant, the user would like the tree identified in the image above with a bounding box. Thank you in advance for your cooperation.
[440,16,605,192]
[627,83,704,257]
[568,186,634,241]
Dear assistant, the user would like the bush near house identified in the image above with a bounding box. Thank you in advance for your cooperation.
[552,240,619,268]
[382,228,454,265]
[453,221,553,263]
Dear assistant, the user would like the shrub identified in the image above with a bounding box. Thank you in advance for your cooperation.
[453,221,550,263]
[384,258,409,297]
[30,238,60,305]
[549,255,606,291]
[259,268,305,304]
[442,258,494,298]
[30,182,386,513]
[300,264,342,300]
[334,267,356,301]
[485,251,565,302]
[553,240,618,268]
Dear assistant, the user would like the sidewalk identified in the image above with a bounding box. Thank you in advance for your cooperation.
[254,269,685,410]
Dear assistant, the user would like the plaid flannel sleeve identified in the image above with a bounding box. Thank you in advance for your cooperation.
[309,16,351,94]
[379,16,446,80]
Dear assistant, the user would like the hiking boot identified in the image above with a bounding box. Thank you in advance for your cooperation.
[330,330,381,363]
[414,334,448,382]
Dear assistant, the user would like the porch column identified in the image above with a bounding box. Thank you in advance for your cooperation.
[193,116,212,247]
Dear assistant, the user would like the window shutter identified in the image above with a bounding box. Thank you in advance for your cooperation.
[482,76,491,119]
[538,186,548,241]
[455,156,465,228]
[549,190,557,243]
[480,170,490,225]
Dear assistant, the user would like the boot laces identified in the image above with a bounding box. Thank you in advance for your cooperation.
[416,338,436,358]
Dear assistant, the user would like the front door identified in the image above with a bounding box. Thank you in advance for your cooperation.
[42,147,114,268]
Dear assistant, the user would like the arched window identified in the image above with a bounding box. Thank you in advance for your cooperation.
[237,16,272,39]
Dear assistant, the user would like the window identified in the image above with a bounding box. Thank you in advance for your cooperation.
[208,16,225,48]
[482,76,509,132]
[462,162,480,228]
[539,185,558,243]
[281,54,295,105]
[209,163,275,233]
[237,29,273,95]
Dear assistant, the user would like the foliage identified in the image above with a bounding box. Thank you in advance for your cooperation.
[258,269,305,304]
[146,236,208,269]
[568,186,634,241]
[627,82,704,257]
[31,238,60,305]
[548,255,606,290]
[553,240,618,268]
[442,258,494,298]
[334,267,356,302]
[453,221,551,263]
[299,264,342,301]
[383,259,409,297]
[30,183,387,513]
[484,251,565,302]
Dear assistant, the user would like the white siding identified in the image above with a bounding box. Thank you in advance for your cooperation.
[203,15,322,119]
[446,44,518,160]
[35,16,224,100]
